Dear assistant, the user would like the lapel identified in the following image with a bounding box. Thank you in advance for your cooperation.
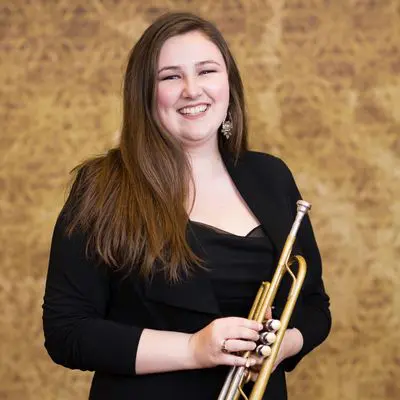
[221,150,293,255]
[145,150,297,317]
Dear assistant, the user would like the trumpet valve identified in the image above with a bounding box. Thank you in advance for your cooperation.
[263,319,281,332]
[259,331,276,345]
[256,344,272,357]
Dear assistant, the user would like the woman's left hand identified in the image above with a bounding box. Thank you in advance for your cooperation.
[272,327,303,371]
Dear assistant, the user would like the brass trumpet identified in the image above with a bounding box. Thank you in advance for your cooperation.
[217,200,311,400]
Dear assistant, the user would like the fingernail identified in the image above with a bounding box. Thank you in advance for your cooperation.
[246,358,256,368]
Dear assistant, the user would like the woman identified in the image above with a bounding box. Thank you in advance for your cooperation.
[42,12,331,400]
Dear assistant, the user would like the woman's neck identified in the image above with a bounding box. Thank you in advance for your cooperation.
[185,138,225,180]
[183,138,227,213]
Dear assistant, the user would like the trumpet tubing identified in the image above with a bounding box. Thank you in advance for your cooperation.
[217,200,311,400]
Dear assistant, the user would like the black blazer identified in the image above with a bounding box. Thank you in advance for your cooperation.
[43,150,331,400]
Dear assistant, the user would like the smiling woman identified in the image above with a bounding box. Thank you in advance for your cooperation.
[156,32,230,144]
[42,12,331,400]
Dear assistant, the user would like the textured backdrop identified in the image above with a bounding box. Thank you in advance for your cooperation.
[1,0,399,399]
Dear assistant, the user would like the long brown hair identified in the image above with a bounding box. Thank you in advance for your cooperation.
[66,12,248,281]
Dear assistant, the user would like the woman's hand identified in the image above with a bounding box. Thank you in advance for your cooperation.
[248,327,304,380]
[247,307,304,380]
[187,317,263,369]
[272,328,303,370]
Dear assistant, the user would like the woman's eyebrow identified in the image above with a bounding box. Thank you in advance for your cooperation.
[196,60,221,67]
[157,60,221,74]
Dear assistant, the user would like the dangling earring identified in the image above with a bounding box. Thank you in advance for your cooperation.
[221,112,233,139]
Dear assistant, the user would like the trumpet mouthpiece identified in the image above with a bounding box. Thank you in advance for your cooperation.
[296,200,311,213]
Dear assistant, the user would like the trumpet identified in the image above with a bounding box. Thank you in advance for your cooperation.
[217,200,311,400]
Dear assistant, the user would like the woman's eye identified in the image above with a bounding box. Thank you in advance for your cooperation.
[160,75,180,81]
[200,69,216,75]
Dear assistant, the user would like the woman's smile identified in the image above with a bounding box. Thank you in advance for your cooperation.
[177,103,211,119]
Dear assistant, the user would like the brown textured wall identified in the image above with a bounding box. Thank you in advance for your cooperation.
[1,0,399,399]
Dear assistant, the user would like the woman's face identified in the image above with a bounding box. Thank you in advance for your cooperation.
[156,31,230,147]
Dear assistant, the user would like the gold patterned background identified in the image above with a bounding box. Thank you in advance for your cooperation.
[1,0,399,399]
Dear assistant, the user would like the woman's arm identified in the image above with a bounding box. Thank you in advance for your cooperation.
[279,158,332,371]
[42,211,143,375]
[136,316,261,374]
[43,210,262,375]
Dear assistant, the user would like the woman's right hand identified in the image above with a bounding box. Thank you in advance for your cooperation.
[187,317,263,369]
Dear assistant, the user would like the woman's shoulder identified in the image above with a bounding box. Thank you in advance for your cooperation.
[60,148,123,227]
[67,148,122,199]
[71,148,122,185]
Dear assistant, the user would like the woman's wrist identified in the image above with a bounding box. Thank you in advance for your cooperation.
[185,332,200,369]
[136,329,199,374]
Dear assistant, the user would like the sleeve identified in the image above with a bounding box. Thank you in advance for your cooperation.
[42,210,144,375]
[277,158,332,372]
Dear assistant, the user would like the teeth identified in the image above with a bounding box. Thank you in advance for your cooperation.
[179,105,208,115]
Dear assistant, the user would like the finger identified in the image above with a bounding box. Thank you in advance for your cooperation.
[249,362,262,373]
[252,354,265,365]
[226,317,263,331]
[222,354,257,368]
[265,307,273,320]
[223,339,257,353]
[227,326,260,342]
[250,364,261,373]
[248,354,266,373]
[249,370,259,383]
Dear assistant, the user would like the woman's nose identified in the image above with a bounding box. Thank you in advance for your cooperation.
[182,76,202,99]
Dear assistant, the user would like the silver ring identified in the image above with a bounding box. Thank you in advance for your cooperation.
[221,339,229,353]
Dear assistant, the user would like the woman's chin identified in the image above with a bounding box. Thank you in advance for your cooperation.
[179,131,218,146]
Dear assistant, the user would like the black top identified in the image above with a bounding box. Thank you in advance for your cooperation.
[180,221,285,398]
[42,150,331,400]
[190,221,275,318]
